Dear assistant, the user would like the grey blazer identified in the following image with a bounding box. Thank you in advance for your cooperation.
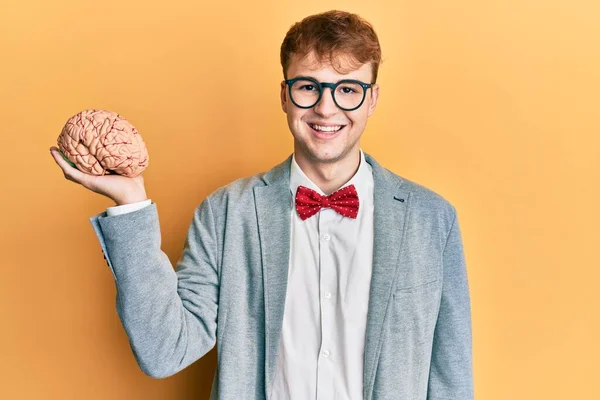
[90,153,473,400]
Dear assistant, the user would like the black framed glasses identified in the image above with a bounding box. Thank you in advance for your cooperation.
[284,77,373,111]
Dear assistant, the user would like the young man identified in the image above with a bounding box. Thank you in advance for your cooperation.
[50,10,473,400]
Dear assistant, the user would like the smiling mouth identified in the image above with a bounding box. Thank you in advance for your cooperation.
[307,123,346,133]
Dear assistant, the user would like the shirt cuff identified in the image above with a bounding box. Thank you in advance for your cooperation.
[106,199,152,216]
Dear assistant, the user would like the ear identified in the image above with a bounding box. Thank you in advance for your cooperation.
[367,84,379,117]
[280,81,288,114]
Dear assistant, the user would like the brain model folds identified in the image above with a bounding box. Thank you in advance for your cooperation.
[57,109,149,177]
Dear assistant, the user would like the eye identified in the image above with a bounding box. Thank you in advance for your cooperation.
[299,84,318,92]
[337,83,361,95]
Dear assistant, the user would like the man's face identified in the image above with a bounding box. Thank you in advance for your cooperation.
[280,52,379,166]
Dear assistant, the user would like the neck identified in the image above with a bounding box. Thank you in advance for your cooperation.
[294,149,361,195]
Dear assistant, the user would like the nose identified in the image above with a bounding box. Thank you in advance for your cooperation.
[313,88,338,117]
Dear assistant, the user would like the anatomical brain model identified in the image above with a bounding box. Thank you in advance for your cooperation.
[57,109,149,177]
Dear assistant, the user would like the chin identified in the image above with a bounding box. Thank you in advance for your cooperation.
[306,147,349,164]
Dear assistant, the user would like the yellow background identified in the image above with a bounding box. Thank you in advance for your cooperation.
[1,0,598,398]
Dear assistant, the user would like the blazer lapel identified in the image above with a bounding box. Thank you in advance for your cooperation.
[363,154,411,399]
[253,156,293,399]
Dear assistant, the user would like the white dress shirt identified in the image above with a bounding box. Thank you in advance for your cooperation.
[271,150,374,400]
[105,198,152,216]
[104,151,375,400]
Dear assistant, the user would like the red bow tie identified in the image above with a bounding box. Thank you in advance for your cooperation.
[295,184,360,221]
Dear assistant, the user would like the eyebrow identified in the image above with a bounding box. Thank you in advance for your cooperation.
[292,75,364,83]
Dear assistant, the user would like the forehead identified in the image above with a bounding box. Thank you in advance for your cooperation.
[287,51,373,81]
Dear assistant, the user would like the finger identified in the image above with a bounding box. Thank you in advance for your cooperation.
[49,147,87,184]
[49,146,71,172]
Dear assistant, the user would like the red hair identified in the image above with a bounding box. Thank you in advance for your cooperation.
[280,10,382,83]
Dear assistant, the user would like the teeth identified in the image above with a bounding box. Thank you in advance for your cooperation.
[310,124,342,133]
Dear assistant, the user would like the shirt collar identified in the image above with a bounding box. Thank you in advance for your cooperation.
[289,150,373,201]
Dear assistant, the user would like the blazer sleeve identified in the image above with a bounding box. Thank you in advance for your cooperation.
[427,208,474,399]
[89,198,219,378]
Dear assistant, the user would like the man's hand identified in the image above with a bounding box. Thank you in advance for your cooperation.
[50,146,148,206]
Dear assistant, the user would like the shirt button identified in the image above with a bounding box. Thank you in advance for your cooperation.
[322,234,331,241]
[324,292,332,299]
[322,350,330,358]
